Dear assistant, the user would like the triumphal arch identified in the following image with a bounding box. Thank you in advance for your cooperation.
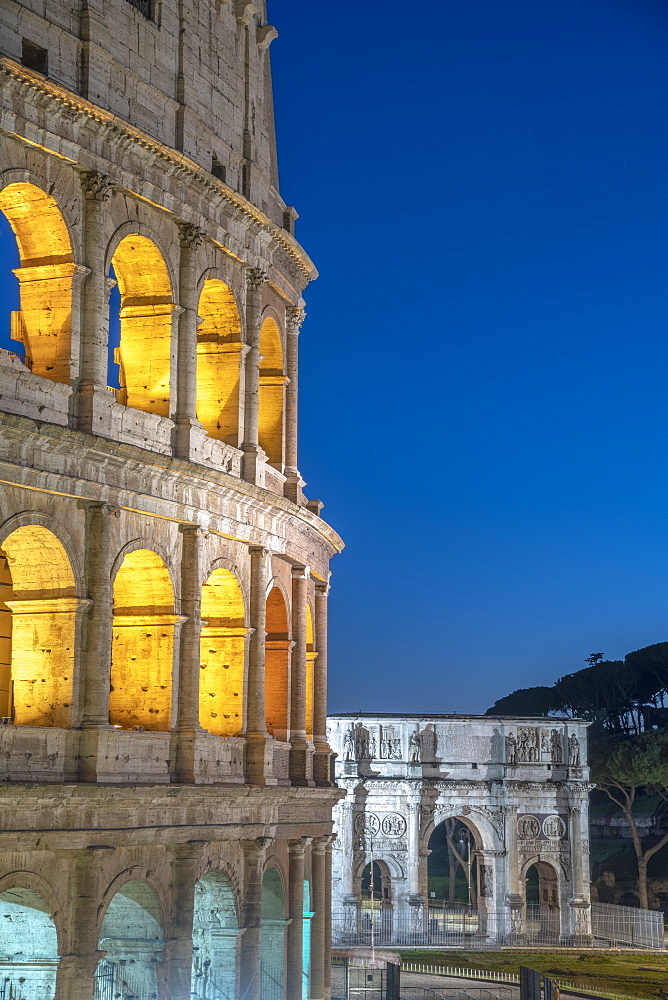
[0,2,343,998]
[328,713,592,947]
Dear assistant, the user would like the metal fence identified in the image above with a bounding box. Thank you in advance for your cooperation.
[591,900,664,949]
[333,901,665,950]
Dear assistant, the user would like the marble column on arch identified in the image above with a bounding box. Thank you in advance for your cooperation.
[284,303,305,503]
[77,501,118,782]
[175,524,206,783]
[290,564,314,786]
[313,579,332,786]
[174,220,206,461]
[239,836,274,1000]
[77,169,113,432]
[241,268,268,484]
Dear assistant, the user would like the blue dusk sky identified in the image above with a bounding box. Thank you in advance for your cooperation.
[270,0,668,713]
[1,1,667,716]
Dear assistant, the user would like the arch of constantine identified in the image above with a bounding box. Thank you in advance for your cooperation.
[328,713,592,947]
[0,2,343,998]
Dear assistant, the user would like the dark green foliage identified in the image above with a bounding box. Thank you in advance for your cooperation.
[486,642,668,734]
[485,685,555,717]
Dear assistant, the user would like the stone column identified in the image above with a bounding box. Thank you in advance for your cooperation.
[324,836,334,1000]
[55,847,111,1000]
[175,524,206,783]
[406,797,425,936]
[163,841,207,999]
[240,837,273,1000]
[313,581,332,787]
[310,836,332,1000]
[245,546,274,784]
[287,838,307,1000]
[569,799,592,943]
[284,304,305,503]
[242,268,268,484]
[290,565,313,786]
[174,222,205,460]
[503,804,524,942]
[77,501,117,781]
[77,170,113,431]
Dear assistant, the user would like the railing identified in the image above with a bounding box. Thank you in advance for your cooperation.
[0,346,31,370]
[400,961,644,1000]
[260,959,285,1000]
[333,901,665,950]
[93,961,157,1000]
[591,900,665,949]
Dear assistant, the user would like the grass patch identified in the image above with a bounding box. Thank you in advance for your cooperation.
[398,949,668,999]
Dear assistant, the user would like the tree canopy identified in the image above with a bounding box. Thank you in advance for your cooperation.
[485,642,668,734]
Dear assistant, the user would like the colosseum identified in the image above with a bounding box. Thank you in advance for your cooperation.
[0,2,343,998]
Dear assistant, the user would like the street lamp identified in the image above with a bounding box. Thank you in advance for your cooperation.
[457,827,472,910]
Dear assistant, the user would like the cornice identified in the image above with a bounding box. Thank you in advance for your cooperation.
[0,414,344,559]
[0,58,318,282]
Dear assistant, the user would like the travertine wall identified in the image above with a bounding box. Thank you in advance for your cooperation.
[0,3,342,998]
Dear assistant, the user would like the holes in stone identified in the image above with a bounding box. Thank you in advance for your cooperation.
[21,39,48,75]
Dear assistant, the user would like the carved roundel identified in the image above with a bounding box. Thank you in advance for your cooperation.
[381,813,407,838]
[542,814,566,840]
[517,814,540,840]
[355,813,380,837]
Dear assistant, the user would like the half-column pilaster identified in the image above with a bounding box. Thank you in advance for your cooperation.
[290,564,313,786]
[284,304,305,503]
[240,836,273,1000]
[242,268,268,484]
[174,221,206,459]
[245,546,275,784]
[175,524,206,783]
[313,581,332,786]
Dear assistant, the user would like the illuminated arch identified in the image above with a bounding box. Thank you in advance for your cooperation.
[192,871,239,997]
[196,278,243,445]
[427,816,483,909]
[98,880,164,997]
[265,586,290,741]
[199,567,247,737]
[261,867,286,1000]
[110,233,174,417]
[0,884,59,995]
[305,602,316,741]
[258,316,285,467]
[0,525,77,727]
[0,181,76,383]
[111,549,176,731]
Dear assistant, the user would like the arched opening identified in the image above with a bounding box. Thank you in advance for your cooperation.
[305,603,316,741]
[302,879,312,1000]
[192,871,239,999]
[98,881,164,999]
[0,182,75,383]
[111,549,176,731]
[258,317,285,467]
[427,819,480,911]
[196,279,243,446]
[360,861,393,941]
[110,234,174,416]
[0,886,59,997]
[199,567,246,737]
[265,587,290,741]
[0,526,77,727]
[260,867,285,1000]
[524,861,561,943]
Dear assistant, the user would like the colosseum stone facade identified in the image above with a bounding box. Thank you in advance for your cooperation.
[0,2,343,998]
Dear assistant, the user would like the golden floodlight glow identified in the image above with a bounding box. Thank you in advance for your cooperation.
[1,526,76,727]
[196,279,243,447]
[258,317,286,467]
[0,182,75,383]
[111,549,176,731]
[111,234,174,417]
[199,567,246,737]
[264,586,290,741]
